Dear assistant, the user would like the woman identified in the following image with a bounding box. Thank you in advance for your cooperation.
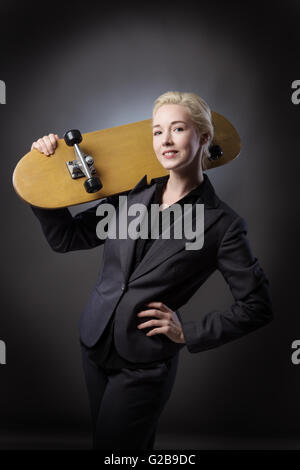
[29,91,273,450]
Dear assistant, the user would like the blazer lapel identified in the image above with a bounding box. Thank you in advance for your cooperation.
[118,175,156,283]
[118,173,223,284]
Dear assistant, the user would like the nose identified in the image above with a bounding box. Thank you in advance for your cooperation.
[162,130,173,146]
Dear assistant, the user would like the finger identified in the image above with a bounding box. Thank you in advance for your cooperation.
[137,309,161,318]
[37,138,50,155]
[43,135,55,154]
[146,326,168,337]
[32,140,48,155]
[137,319,167,329]
[146,301,170,312]
[138,310,172,323]
[31,142,44,153]
[48,133,58,148]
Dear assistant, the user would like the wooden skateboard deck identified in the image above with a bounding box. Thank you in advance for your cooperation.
[12,113,240,209]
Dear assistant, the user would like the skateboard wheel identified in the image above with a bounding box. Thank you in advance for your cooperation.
[63,129,82,146]
[208,144,223,161]
[84,176,103,193]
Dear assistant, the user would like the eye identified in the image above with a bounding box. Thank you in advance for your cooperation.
[153,127,184,136]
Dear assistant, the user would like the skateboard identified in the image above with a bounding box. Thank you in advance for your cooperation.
[12,113,241,209]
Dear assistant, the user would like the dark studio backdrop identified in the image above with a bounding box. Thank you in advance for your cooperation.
[0,0,299,450]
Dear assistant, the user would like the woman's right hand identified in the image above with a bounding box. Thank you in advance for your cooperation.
[31,133,59,156]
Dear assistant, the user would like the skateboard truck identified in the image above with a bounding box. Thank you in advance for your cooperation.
[63,129,103,193]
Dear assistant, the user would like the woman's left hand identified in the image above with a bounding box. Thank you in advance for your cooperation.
[137,301,185,344]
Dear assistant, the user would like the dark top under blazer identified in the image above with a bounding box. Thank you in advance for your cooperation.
[30,172,273,364]
[80,176,205,369]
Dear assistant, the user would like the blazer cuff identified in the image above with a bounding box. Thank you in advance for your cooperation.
[181,321,203,353]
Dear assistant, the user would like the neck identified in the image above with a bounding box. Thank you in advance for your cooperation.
[164,159,204,199]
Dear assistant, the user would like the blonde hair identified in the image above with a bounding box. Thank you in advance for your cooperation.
[152,91,214,170]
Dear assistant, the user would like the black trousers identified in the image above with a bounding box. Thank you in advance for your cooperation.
[80,341,179,450]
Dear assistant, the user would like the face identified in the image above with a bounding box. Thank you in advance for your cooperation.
[152,104,204,171]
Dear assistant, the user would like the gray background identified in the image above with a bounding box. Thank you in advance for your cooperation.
[0,0,299,449]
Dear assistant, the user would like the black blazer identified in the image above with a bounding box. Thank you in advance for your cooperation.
[30,172,273,363]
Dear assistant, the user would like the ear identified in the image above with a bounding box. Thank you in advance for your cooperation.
[200,133,209,145]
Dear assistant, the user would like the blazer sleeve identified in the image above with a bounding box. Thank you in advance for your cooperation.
[180,216,274,353]
[29,191,130,252]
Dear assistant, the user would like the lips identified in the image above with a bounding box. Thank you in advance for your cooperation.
[163,150,178,155]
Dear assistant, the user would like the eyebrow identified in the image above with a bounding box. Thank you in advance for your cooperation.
[152,120,187,129]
